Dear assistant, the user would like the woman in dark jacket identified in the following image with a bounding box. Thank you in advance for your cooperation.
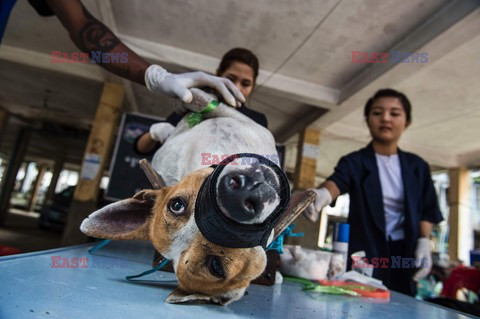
[305,88,443,296]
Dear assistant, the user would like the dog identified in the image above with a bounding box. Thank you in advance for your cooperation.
[81,89,311,305]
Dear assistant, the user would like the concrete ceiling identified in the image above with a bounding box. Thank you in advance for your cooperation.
[0,0,479,180]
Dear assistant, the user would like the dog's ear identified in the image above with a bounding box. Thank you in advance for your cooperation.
[80,189,161,240]
[165,288,243,306]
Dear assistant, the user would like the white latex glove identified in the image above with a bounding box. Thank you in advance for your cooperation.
[144,64,245,108]
[149,122,175,144]
[171,88,218,115]
[304,188,332,222]
[413,237,433,282]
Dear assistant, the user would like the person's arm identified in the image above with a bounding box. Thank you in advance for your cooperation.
[419,220,432,238]
[304,155,352,222]
[413,221,434,281]
[46,0,148,84]
[45,0,245,107]
[413,160,441,281]
[135,109,186,154]
[303,180,340,222]
[135,121,176,154]
[322,180,341,201]
[136,133,158,154]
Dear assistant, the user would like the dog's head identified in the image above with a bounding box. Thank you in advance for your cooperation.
[81,155,290,305]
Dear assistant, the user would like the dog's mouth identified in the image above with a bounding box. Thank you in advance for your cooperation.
[194,153,290,249]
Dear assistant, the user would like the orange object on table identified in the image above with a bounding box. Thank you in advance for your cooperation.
[318,279,390,299]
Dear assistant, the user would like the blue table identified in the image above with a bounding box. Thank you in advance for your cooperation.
[0,240,474,319]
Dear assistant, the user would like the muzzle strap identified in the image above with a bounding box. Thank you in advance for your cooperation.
[194,153,290,248]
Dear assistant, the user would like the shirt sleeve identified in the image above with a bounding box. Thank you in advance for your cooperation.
[166,112,182,126]
[420,162,444,224]
[326,156,352,195]
[28,0,54,16]
[258,113,268,129]
[237,106,268,128]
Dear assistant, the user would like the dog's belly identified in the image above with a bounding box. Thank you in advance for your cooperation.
[152,117,277,185]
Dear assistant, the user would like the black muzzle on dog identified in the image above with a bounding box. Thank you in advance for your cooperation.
[194,153,290,249]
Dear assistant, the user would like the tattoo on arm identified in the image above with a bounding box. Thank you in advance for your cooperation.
[79,21,120,52]
[78,6,119,53]
[75,5,146,84]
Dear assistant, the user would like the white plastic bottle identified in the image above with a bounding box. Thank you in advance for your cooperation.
[332,222,350,275]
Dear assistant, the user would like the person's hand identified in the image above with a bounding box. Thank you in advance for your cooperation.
[149,122,175,144]
[144,65,245,108]
[304,188,332,222]
[172,88,218,115]
[413,237,433,281]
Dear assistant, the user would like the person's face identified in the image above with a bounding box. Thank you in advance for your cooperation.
[366,97,409,144]
[218,61,255,99]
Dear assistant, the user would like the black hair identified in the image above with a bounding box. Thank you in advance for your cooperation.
[217,48,259,83]
[364,88,412,123]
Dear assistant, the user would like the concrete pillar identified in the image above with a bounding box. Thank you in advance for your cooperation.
[0,109,8,142]
[448,167,472,264]
[0,109,10,186]
[293,128,320,190]
[0,128,31,225]
[44,152,67,204]
[20,162,35,193]
[286,128,321,249]
[61,82,124,246]
[27,164,47,212]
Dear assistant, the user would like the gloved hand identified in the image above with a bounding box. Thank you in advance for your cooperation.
[303,188,332,222]
[172,87,218,115]
[413,237,433,282]
[149,122,175,144]
[144,65,245,108]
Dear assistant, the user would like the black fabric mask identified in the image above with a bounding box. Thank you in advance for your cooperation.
[194,153,290,249]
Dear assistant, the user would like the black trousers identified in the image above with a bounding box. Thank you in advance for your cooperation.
[386,239,416,296]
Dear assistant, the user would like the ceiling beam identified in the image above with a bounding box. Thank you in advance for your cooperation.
[275,107,327,143]
[339,0,480,104]
[0,45,105,82]
[1,19,339,111]
[458,149,480,167]
[313,1,480,129]
[119,34,339,109]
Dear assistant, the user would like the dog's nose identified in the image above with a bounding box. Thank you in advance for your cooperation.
[217,165,280,223]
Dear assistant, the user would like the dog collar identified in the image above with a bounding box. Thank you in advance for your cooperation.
[194,153,290,249]
[186,100,219,128]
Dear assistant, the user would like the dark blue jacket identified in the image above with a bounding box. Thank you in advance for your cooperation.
[327,142,443,283]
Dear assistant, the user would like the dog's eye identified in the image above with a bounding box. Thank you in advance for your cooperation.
[207,255,225,278]
[168,197,187,215]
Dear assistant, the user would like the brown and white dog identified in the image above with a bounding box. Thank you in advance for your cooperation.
[80,89,311,305]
